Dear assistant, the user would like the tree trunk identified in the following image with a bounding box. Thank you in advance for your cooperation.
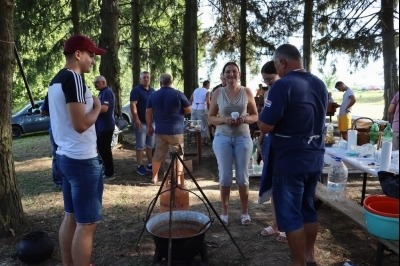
[381,0,399,120]
[239,0,247,87]
[303,0,313,72]
[71,0,80,34]
[0,0,25,238]
[99,0,122,116]
[182,0,198,98]
[131,0,140,86]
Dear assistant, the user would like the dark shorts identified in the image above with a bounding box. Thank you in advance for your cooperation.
[57,154,104,224]
[272,172,320,232]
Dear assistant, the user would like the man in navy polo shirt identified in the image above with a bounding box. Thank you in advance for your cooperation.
[130,71,155,176]
[94,76,115,180]
[258,44,328,266]
[146,73,192,184]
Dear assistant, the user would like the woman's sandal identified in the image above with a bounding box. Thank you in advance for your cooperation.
[241,214,251,225]
[276,231,288,243]
[219,214,229,226]
[260,225,278,236]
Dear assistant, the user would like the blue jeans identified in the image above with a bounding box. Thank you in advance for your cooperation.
[272,172,320,232]
[57,154,104,224]
[49,128,62,185]
[212,132,252,186]
[133,122,155,150]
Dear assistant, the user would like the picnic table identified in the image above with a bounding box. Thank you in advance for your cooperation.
[318,147,399,265]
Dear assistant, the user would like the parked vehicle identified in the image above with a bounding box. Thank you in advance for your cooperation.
[11,100,50,139]
[121,102,132,124]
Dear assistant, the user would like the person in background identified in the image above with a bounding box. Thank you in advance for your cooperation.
[258,44,327,266]
[388,91,399,150]
[335,81,356,140]
[146,73,191,184]
[211,73,227,94]
[130,71,156,176]
[94,75,116,180]
[256,83,264,97]
[190,80,211,145]
[47,34,105,266]
[208,61,258,226]
[209,74,227,142]
[40,95,62,190]
[257,60,286,243]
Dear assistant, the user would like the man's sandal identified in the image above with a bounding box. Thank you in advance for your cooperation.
[276,231,288,243]
[260,225,278,236]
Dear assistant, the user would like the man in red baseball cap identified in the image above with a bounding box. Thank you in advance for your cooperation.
[46,34,106,265]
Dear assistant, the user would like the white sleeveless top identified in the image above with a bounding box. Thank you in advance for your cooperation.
[215,87,250,136]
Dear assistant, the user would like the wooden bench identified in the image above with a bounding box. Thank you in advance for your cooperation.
[315,182,399,265]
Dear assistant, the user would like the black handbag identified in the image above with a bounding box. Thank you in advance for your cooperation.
[377,171,399,199]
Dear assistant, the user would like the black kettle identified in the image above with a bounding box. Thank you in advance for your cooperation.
[16,230,54,264]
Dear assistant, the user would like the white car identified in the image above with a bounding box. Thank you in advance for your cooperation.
[121,102,132,124]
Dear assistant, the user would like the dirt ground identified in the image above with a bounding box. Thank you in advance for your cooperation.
[1,130,398,266]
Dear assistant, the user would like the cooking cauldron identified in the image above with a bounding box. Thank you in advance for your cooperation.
[146,210,212,262]
[16,230,54,264]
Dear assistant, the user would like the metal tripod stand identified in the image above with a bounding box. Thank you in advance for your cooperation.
[134,151,245,265]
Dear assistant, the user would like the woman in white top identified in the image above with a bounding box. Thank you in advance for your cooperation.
[208,62,258,226]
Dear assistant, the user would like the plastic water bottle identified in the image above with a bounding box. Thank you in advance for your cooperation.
[369,122,379,145]
[327,157,348,202]
[382,123,393,143]
[248,137,258,172]
[325,123,335,144]
[248,155,253,171]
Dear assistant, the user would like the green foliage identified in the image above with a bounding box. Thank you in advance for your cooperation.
[313,0,386,69]
[322,73,338,91]
[203,0,302,75]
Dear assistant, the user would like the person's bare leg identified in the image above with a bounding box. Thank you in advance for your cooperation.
[145,147,153,165]
[286,227,307,266]
[151,161,162,184]
[136,149,143,165]
[220,186,231,215]
[238,185,249,215]
[59,213,76,266]
[71,223,97,266]
[304,222,318,263]
[341,131,348,141]
[174,156,184,185]
[270,198,278,231]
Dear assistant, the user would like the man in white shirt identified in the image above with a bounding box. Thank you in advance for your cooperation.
[335,81,356,140]
[190,80,211,145]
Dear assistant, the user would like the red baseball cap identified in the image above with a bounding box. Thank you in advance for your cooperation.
[63,34,106,55]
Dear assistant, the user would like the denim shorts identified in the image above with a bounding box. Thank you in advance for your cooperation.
[272,172,320,232]
[57,154,104,224]
[133,123,155,150]
[212,132,252,186]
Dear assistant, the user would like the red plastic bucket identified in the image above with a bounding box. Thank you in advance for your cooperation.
[366,201,399,218]
[363,195,398,207]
